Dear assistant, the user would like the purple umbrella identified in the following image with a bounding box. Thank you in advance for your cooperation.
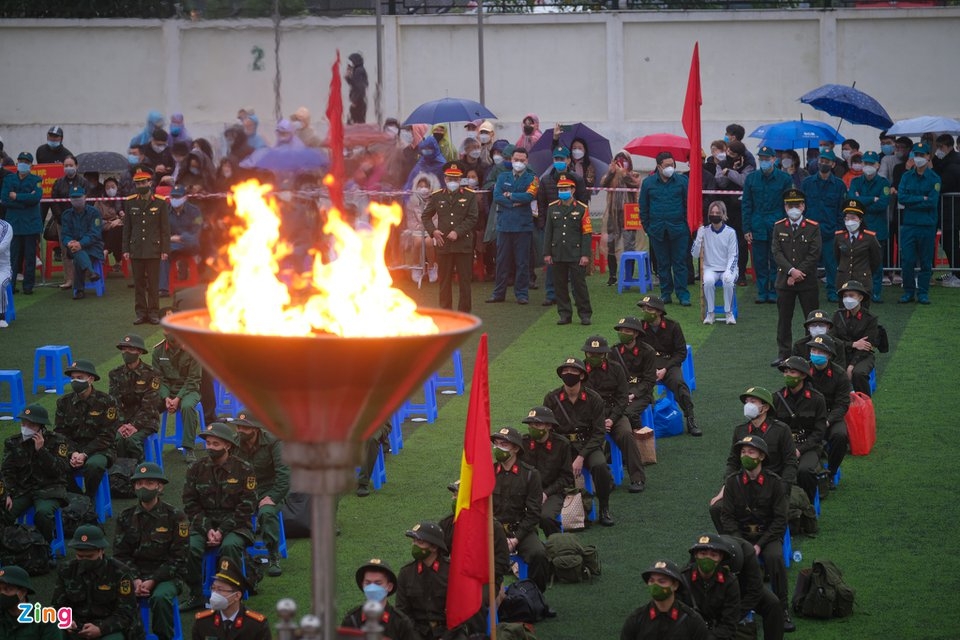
[527,123,613,174]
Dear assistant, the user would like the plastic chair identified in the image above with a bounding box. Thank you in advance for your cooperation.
[431,349,465,396]
[159,402,207,450]
[783,528,793,567]
[74,473,113,523]
[713,279,739,319]
[0,370,26,420]
[139,596,184,640]
[168,257,201,295]
[605,434,624,486]
[248,511,289,560]
[18,506,67,557]
[356,443,388,491]
[868,369,877,394]
[617,251,653,294]
[682,345,696,391]
[580,469,599,522]
[3,281,14,322]
[83,260,106,297]
[401,378,438,423]
[32,345,73,394]
[202,550,248,599]
[388,409,405,455]
[214,379,244,419]
[144,432,164,471]
[44,240,63,279]
[510,554,529,580]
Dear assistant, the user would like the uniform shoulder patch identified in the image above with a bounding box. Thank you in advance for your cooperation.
[246,476,257,491]
[179,521,190,538]
[863,229,876,235]
[151,377,161,390]
[125,194,138,201]
[245,610,266,622]
[806,219,819,225]
[106,407,118,421]
[196,610,215,620]
[835,229,845,235]
[58,443,68,458]
[119,578,132,595]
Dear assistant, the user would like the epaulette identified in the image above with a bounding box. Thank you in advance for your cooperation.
[835,230,845,235]
[431,189,442,195]
[806,219,819,225]
[863,229,876,235]
[153,339,165,349]
[576,200,589,209]
[125,194,138,201]
[549,200,561,206]
[464,187,476,193]
[775,218,787,224]
[153,194,167,201]
[245,610,266,622]
[195,610,214,620]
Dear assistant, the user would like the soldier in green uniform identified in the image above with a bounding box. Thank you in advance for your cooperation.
[339,559,420,640]
[773,356,827,503]
[543,174,593,325]
[439,480,510,592]
[421,162,479,313]
[1,404,71,542]
[52,525,143,640]
[109,334,162,461]
[805,335,852,486]
[520,406,573,537]
[834,200,881,308]
[831,280,880,396]
[620,560,708,640]
[123,167,170,325]
[192,558,270,640]
[612,317,658,430]
[0,565,64,640]
[396,521,462,640]
[680,534,740,640]
[230,413,290,578]
[54,360,117,500]
[114,463,190,640]
[152,327,202,463]
[182,423,256,608]
[791,309,847,369]
[357,423,390,498]
[717,535,786,638]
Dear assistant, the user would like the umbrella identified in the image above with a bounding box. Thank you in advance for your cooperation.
[800,84,893,130]
[527,122,613,174]
[76,151,129,173]
[250,147,329,173]
[402,98,496,126]
[886,116,960,137]
[748,120,843,150]
[624,133,691,162]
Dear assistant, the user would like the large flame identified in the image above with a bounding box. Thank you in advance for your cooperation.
[207,180,438,337]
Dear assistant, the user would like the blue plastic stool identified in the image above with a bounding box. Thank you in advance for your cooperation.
[18,506,67,558]
[388,409,405,454]
[833,466,841,486]
[783,527,793,567]
[3,282,14,322]
[83,260,106,297]
[617,251,653,294]
[202,550,248,599]
[682,344,696,391]
[813,486,821,517]
[159,402,207,450]
[605,434,624,486]
[713,279,738,319]
[144,432,164,470]
[139,596,184,640]
[432,349,465,395]
[214,379,244,419]
[640,403,655,430]
[401,378,438,423]
[356,443,388,490]
[580,469,599,522]
[869,369,877,394]
[249,511,289,560]
[510,554,529,580]
[74,472,113,523]
[0,370,26,420]
[33,345,73,394]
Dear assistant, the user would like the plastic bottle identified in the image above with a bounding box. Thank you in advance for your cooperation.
[792,550,803,563]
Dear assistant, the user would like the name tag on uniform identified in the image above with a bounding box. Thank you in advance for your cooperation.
[226,477,239,484]
[136,380,146,385]
[156,527,169,533]
[89,410,101,416]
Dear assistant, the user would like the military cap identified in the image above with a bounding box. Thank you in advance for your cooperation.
[803,309,833,327]
[502,144,516,158]
[757,145,776,158]
[778,356,810,375]
[355,559,398,595]
[783,188,806,203]
[0,566,35,594]
[913,142,931,155]
[116,333,148,354]
[838,280,869,297]
[614,316,645,333]
[131,462,168,484]
[739,386,774,407]
[231,412,265,429]
[133,168,154,181]
[637,295,667,314]
[818,149,838,162]
[69,524,109,549]
[69,185,86,198]
[581,335,611,354]
[404,521,447,552]
[556,173,576,188]
[447,480,460,493]
[843,199,865,217]
[734,434,769,457]
[861,151,880,164]
[806,334,837,357]
[170,184,187,198]
[552,146,570,159]
[213,557,251,594]
[521,406,559,426]
[491,426,524,451]
[199,421,240,447]
[48,125,64,137]
[689,533,730,557]
[641,560,683,583]
[17,151,34,164]
[17,403,50,426]
[556,356,587,378]
[443,162,463,178]
[64,359,101,381]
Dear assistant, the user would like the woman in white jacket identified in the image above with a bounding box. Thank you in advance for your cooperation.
[0,217,12,327]
[691,200,740,325]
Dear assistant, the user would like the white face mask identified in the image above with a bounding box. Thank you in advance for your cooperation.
[493,155,503,165]
[842,296,860,310]
[781,157,794,169]
[851,163,864,172]
[715,152,726,162]
[385,126,399,136]
[862,165,877,177]
[661,165,676,178]
[842,149,852,161]
[417,187,431,198]
[400,130,414,144]
[845,219,860,233]
[571,149,585,160]
[446,181,460,192]
[914,156,929,168]
[468,149,481,159]
[786,207,802,221]
[208,592,231,611]
[743,402,761,420]
[106,187,118,197]
[467,178,478,188]
[808,325,828,337]
[935,149,947,160]
[512,161,526,173]
[21,426,36,441]
[478,133,491,144]
[170,197,186,208]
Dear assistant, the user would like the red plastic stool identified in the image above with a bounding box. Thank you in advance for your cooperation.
[168,257,201,295]
[591,234,607,273]
[44,240,63,278]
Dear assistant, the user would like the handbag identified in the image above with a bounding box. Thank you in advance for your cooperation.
[633,427,657,465]
[560,476,590,532]
[43,215,59,242]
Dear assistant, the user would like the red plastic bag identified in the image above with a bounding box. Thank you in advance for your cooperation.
[847,391,876,455]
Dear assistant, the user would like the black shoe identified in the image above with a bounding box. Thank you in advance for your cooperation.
[148,315,161,325]
[22,289,33,295]
[580,318,592,325]
[158,289,170,298]
[485,297,505,303]
[599,509,615,527]
[629,481,645,493]
[88,271,101,283]
[544,607,558,619]
[179,594,204,612]
[557,318,572,325]
[356,484,371,498]
[783,610,796,633]
[606,277,617,286]
[517,299,529,305]
[72,290,85,300]
[542,299,556,306]
[133,316,147,325]
[267,552,283,577]
[770,357,785,368]
[686,418,703,437]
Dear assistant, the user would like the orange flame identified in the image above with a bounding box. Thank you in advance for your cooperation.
[206,180,438,337]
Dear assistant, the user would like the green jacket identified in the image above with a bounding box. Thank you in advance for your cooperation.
[543,199,592,263]
[122,193,171,259]
[114,499,191,584]
[151,341,201,400]
[108,361,162,435]
[52,557,141,638]
[421,188,479,254]
[234,430,291,504]
[54,388,118,463]
[0,607,64,640]
[182,455,256,542]
[0,429,72,502]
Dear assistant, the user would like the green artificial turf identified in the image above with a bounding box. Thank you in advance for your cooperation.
[2,265,958,639]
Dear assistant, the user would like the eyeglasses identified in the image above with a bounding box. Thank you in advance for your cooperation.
[210,587,239,595]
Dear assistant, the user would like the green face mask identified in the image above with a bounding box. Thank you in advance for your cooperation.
[584,355,604,367]
[642,311,657,323]
[76,557,104,574]
[696,557,718,575]
[740,455,761,471]
[528,426,547,441]
[493,447,512,463]
[411,544,432,562]
[783,375,802,388]
[121,352,141,365]
[70,379,90,394]
[649,583,673,601]
[617,332,634,345]
[136,487,160,504]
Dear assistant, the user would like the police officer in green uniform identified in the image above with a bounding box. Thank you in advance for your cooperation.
[396,521,455,640]
[230,412,290,578]
[114,463,190,640]
[543,173,593,325]
[340,559,419,640]
[53,525,143,640]
[439,480,510,593]
[152,327,202,463]
[54,360,118,500]
[422,162,479,313]
[581,335,646,493]
[680,534,740,640]
[772,188,822,366]
[612,317,658,429]
[620,560,708,640]
[543,358,615,526]
[192,558,270,640]
[0,565,63,640]
[520,406,573,537]
[1,404,71,542]
[831,280,880,396]
[109,334,162,461]
[123,167,170,325]
[806,334,852,485]
[773,356,827,503]
[834,199,881,309]
[791,309,847,369]
[182,423,256,608]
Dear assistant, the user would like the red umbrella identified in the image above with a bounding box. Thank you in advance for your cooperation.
[624,133,691,163]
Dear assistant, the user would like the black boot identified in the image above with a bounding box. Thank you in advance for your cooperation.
[607,260,618,286]
[686,416,703,437]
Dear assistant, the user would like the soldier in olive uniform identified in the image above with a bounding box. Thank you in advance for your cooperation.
[123,168,170,325]
[637,295,702,436]
[620,560,708,640]
[340,559,420,640]
[520,406,573,537]
[230,413,290,577]
[396,521,455,640]
[717,535,787,638]
[109,334,162,461]
[422,162,478,313]
[773,357,827,502]
[805,335,851,484]
[543,358,615,526]
[771,188,822,366]
[791,309,847,369]
[0,565,64,640]
[581,335,646,493]
[680,534,741,640]
[1,405,71,542]
[543,174,593,325]
[439,480,510,593]
[192,558,270,640]
[152,328,202,462]
[612,317,658,429]
[834,200,881,308]
[831,280,880,396]
[114,463,190,640]
[54,360,118,500]
[53,525,143,640]
[182,423,257,607]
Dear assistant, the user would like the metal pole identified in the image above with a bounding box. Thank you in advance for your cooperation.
[313,493,337,640]
[375,0,384,126]
[477,1,485,104]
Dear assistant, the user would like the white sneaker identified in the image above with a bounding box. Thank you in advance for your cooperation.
[703,312,715,325]
[725,314,737,325]
[0,320,8,328]
[411,267,423,283]
[892,274,903,285]
[941,273,960,288]
[428,263,439,283]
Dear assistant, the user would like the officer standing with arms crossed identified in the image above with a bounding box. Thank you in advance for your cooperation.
[123,167,170,325]
[109,334,162,461]
[543,173,593,325]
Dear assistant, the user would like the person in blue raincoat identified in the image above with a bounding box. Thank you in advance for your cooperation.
[847,151,891,303]
[0,152,43,295]
[403,136,446,191]
[639,152,690,305]
[61,185,104,300]
[129,110,165,149]
[742,145,794,304]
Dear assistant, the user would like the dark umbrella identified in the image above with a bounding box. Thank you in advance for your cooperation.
[527,123,613,174]
[800,83,893,130]
[250,147,329,173]
[76,151,129,173]
[402,98,496,126]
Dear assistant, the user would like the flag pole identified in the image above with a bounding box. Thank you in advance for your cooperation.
[488,493,497,640]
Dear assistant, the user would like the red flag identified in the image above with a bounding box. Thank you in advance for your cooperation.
[325,51,345,214]
[446,333,494,629]
[682,42,703,233]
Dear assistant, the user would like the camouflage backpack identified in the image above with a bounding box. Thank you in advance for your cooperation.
[544,532,601,584]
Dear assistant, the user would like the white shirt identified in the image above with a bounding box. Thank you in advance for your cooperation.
[691,222,739,275]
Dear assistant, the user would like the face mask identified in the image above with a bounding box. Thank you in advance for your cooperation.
[716,152,727,162]
[786,207,802,221]
[208,592,230,611]
[862,165,877,177]
[385,126,399,137]
[845,219,860,233]
[781,157,794,169]
[64,166,78,178]
[696,557,718,575]
[723,135,730,143]
[136,184,152,195]
[420,149,434,157]
[558,190,572,201]
[467,178,478,188]
[819,164,833,175]
[478,133,491,144]
[661,166,676,178]
[914,156,928,168]
[709,215,723,225]
[136,487,160,503]
[560,372,582,387]
[895,150,907,161]
[512,161,526,173]
[810,353,828,367]
[128,154,140,165]
[493,446,512,463]
[171,126,183,136]
[363,583,388,603]
[239,430,256,444]
[553,161,567,172]
[808,325,828,337]
[584,355,603,367]
[105,187,118,197]
[849,163,863,172]
[445,181,460,192]
[17,163,31,174]
[843,296,860,310]
[21,426,37,440]
[71,380,90,394]
[417,187,431,197]
[881,144,894,155]
[70,199,85,210]
[528,426,547,440]
[76,558,103,574]
[842,149,852,161]
[400,130,414,144]
[760,160,773,172]
[189,166,201,175]
[523,125,535,135]
[740,455,760,471]
[121,351,140,365]
[0,593,20,610]
[411,544,431,562]
[492,155,503,166]
[617,332,634,345]
[743,402,760,420]
[641,311,657,323]
[462,149,479,160]
[152,144,167,154]
[45,138,62,149]
[649,583,673,601]
[571,149,585,160]
[207,448,228,461]
[170,197,187,208]
[433,132,445,142]
[783,375,802,389]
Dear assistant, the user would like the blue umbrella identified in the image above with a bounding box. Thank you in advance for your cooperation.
[250,147,329,173]
[402,98,496,126]
[527,122,613,174]
[749,120,843,150]
[800,84,894,130]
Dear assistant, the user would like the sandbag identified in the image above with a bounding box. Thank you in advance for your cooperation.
[847,391,876,455]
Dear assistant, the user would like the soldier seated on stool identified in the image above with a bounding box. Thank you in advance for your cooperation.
[0,565,64,639]
[193,557,270,640]
[520,406,573,537]
[109,333,162,461]
[805,335,851,487]
[439,480,510,594]
[612,316,658,430]
[773,357,827,503]
[680,533,741,640]
[791,309,847,369]
[114,463,190,640]
[340,559,419,640]
[620,560,708,640]
[153,317,203,464]
[356,423,390,499]
[717,535,786,640]
[831,280,880,396]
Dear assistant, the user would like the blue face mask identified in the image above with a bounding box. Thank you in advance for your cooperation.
[128,154,140,165]
[760,160,773,171]
[881,144,894,156]
[363,583,389,603]
[553,161,567,172]
[810,353,828,367]
[170,126,182,136]
[723,135,730,143]
[558,191,572,201]
[47,140,61,149]
[17,163,31,174]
